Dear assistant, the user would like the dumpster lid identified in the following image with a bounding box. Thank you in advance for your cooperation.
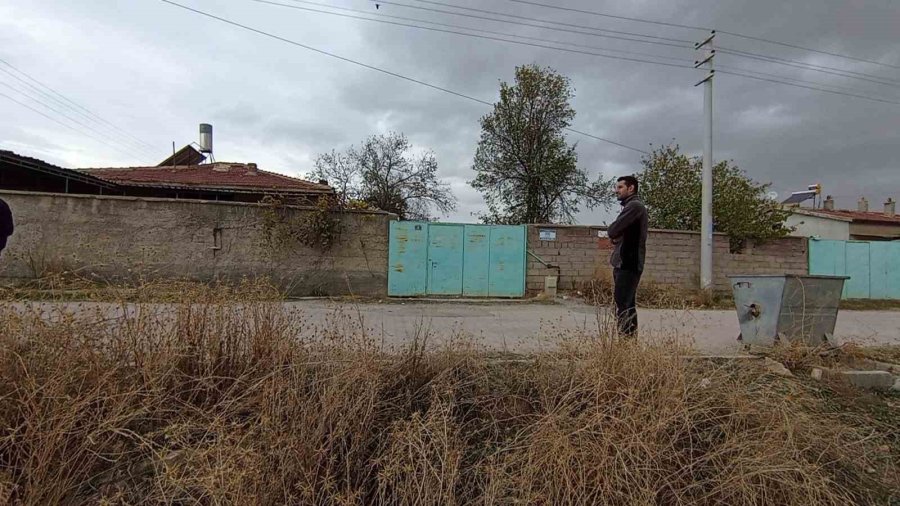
[727,274,850,280]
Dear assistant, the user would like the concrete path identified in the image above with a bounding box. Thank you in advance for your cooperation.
[6,299,899,355]
[286,299,900,354]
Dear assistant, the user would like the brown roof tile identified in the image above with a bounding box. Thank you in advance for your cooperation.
[808,208,900,225]
[79,163,332,194]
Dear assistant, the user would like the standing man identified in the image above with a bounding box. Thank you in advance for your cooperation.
[0,198,13,257]
[607,176,648,337]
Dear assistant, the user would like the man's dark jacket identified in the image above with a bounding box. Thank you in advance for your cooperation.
[0,198,13,249]
[607,194,648,272]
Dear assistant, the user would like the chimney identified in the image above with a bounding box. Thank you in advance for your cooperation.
[858,197,868,213]
[823,195,834,211]
[318,179,328,186]
[885,198,896,218]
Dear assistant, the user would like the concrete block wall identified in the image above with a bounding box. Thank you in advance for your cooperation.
[0,190,395,296]
[527,225,610,293]
[526,225,808,294]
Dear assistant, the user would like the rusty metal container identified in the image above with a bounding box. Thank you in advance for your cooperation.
[729,274,848,347]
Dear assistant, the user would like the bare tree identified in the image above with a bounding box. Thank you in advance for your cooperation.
[310,149,358,207]
[310,132,456,220]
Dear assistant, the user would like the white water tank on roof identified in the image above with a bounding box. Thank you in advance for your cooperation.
[199,123,213,154]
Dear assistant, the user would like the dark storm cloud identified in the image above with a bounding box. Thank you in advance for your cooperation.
[1,0,898,222]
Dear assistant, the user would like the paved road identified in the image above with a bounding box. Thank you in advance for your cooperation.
[289,300,900,354]
[7,299,900,355]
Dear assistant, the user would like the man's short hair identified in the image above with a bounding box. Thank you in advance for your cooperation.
[617,175,639,193]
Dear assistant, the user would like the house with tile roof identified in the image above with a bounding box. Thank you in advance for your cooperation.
[1,146,333,204]
[786,195,899,241]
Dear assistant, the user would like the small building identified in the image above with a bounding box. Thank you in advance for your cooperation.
[786,196,899,241]
[0,150,118,196]
[1,146,332,204]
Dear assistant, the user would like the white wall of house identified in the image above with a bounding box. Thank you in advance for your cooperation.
[785,213,850,240]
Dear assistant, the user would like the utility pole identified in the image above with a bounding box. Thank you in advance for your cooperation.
[695,30,715,291]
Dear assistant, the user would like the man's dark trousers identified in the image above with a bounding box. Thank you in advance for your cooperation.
[613,268,641,336]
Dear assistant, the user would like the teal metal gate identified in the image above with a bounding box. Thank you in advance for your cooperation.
[808,239,900,299]
[388,222,526,297]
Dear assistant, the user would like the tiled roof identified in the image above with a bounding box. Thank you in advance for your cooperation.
[78,163,332,194]
[817,209,900,224]
[791,207,900,225]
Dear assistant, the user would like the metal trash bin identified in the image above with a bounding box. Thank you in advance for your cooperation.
[729,274,849,347]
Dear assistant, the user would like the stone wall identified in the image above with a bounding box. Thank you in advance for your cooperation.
[0,190,395,296]
[526,225,808,294]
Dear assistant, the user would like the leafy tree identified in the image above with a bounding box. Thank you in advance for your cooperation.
[639,143,791,250]
[310,132,456,220]
[470,64,614,224]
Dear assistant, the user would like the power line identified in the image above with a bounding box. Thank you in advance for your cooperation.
[254,0,696,69]
[715,63,898,97]
[0,67,159,158]
[0,80,162,157]
[369,0,694,50]
[717,30,900,72]
[279,0,695,63]
[717,47,900,89]
[159,0,649,154]
[381,0,694,44]
[278,0,899,101]
[257,0,900,106]
[716,69,900,105]
[0,92,139,158]
[508,0,709,31]
[0,58,160,153]
[565,127,648,153]
[376,0,900,88]
[506,0,900,71]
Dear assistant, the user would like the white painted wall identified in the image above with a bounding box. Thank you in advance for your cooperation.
[785,213,850,240]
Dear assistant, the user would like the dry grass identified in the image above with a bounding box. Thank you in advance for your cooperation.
[0,286,898,505]
[764,341,900,373]
[0,272,284,303]
[861,345,900,364]
[839,299,900,311]
[580,276,732,310]
[579,275,900,313]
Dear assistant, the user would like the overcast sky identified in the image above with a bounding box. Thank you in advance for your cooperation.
[2,0,898,223]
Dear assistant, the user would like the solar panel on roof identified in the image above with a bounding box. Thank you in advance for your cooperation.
[781,190,817,205]
[158,145,206,167]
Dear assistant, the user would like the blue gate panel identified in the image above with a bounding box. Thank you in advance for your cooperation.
[389,222,527,298]
[427,224,465,295]
[887,242,900,300]
[808,239,844,276]
[463,225,490,296]
[488,225,526,297]
[844,242,871,299]
[869,242,891,299]
[809,238,900,300]
[388,221,428,296]
[869,242,900,300]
